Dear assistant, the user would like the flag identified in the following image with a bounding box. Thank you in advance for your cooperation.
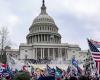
[87,39,100,74]
[71,56,82,76]
[56,66,62,77]
[67,66,71,73]
[71,66,78,76]
[72,56,78,67]
[47,65,55,76]
[77,66,82,75]
[6,65,13,77]
[90,39,100,48]
[0,66,3,73]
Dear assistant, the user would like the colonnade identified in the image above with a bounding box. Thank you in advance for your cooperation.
[34,48,68,60]
[28,34,60,44]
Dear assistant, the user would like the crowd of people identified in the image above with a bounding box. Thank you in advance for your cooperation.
[0,63,99,80]
[0,54,99,80]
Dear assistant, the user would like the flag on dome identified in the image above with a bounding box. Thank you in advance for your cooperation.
[87,39,100,74]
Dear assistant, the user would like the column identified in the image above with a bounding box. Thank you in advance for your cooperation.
[48,48,49,59]
[47,35,49,43]
[41,34,43,42]
[36,35,38,42]
[29,37,30,43]
[30,37,31,43]
[58,48,60,58]
[45,34,47,42]
[60,48,63,60]
[35,48,37,60]
[43,48,44,59]
[33,48,35,59]
[65,48,66,60]
[38,35,39,42]
[44,34,46,42]
[40,34,41,42]
[41,48,42,59]
[66,49,68,59]
[53,48,55,60]
[36,35,37,42]
[32,37,33,43]
[33,36,35,43]
[58,48,59,58]
[59,48,62,60]
[31,37,32,43]
[34,35,36,42]
[42,34,44,42]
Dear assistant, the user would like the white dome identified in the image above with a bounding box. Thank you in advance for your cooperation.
[27,0,61,44]
[32,1,55,25]
[33,14,55,25]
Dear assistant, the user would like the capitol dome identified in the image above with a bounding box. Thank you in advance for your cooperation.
[27,0,61,44]
[33,14,55,25]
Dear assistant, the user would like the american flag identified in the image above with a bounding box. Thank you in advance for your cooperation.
[47,65,55,76]
[90,39,100,48]
[87,39,100,74]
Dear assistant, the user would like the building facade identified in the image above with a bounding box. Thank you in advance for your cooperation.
[0,0,88,64]
[18,0,88,64]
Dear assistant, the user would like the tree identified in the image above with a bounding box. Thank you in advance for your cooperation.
[0,27,11,63]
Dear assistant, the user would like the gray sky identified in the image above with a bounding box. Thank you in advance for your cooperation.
[0,0,100,50]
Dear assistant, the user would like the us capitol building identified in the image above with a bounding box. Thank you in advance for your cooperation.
[6,0,88,64]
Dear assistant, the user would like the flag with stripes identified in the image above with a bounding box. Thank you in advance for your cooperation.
[87,39,100,74]
[90,39,100,48]
[47,65,55,76]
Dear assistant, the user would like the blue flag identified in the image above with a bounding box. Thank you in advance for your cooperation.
[72,56,78,67]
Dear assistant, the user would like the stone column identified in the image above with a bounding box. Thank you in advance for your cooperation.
[40,34,41,42]
[33,48,35,59]
[53,48,55,60]
[47,35,48,42]
[60,48,63,60]
[42,34,43,42]
[41,48,42,59]
[48,48,49,59]
[32,37,33,43]
[66,49,68,59]
[43,48,44,59]
[41,34,43,42]
[44,34,46,42]
[30,36,32,43]
[38,35,39,42]
[59,48,62,60]
[64,48,66,60]
[36,35,37,42]
[35,48,37,60]
[58,48,61,58]
[34,35,36,42]
[33,36,34,43]
[31,37,32,43]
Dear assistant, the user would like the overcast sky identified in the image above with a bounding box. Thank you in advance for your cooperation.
[0,0,100,50]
